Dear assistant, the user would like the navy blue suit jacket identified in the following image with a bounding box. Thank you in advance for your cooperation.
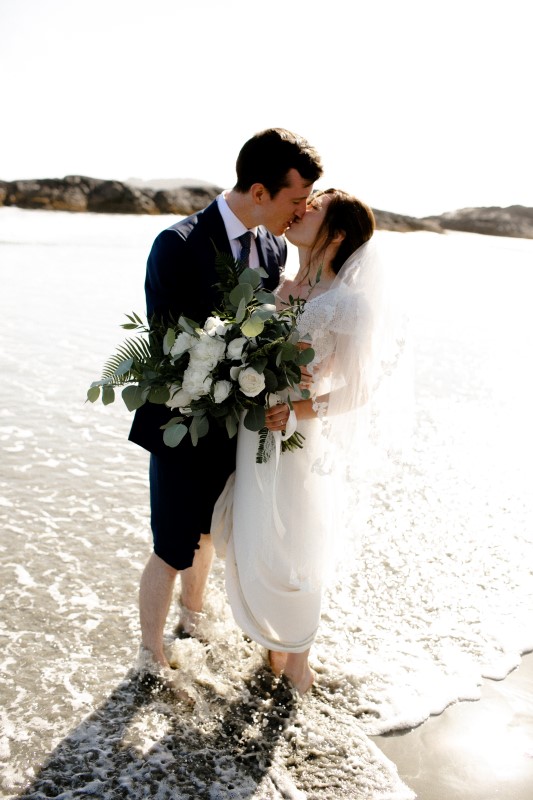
[128,199,287,463]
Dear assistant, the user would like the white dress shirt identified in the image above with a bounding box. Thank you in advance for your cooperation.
[216,193,260,269]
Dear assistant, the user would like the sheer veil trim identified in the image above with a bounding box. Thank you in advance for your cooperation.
[312,238,413,473]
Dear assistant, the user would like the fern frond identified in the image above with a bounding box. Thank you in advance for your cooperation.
[212,244,242,294]
[101,336,152,379]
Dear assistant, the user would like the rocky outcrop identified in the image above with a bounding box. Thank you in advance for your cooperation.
[1,176,532,239]
[0,175,223,216]
[422,206,533,239]
[372,208,445,234]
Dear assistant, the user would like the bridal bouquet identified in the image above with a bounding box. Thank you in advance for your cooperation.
[87,250,314,462]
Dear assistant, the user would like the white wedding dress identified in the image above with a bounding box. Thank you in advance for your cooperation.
[212,289,347,653]
[211,241,411,653]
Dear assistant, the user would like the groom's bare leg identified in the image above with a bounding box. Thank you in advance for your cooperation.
[140,536,214,665]
[179,534,214,630]
[139,552,178,667]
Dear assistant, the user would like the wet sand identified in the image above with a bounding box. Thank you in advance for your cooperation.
[373,650,533,799]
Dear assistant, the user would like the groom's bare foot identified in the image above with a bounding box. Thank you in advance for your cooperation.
[268,650,288,676]
[283,667,316,695]
[175,597,208,641]
[139,643,170,669]
[137,645,195,704]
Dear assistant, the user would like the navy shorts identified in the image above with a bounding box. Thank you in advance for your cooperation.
[149,447,235,571]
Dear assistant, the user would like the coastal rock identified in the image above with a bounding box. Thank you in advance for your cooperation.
[1,176,532,239]
[0,175,222,216]
[372,208,444,234]
[0,180,9,206]
[87,180,159,214]
[3,176,92,212]
[152,186,225,215]
[423,206,533,239]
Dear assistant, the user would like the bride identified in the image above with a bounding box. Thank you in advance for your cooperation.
[212,189,411,694]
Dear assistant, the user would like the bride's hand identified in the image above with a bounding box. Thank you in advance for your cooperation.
[265,403,291,432]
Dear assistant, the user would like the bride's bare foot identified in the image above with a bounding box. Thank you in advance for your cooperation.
[283,667,316,695]
[267,650,288,676]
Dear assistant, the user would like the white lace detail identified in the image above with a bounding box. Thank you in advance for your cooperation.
[297,294,337,366]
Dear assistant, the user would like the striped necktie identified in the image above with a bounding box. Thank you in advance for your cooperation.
[237,231,252,269]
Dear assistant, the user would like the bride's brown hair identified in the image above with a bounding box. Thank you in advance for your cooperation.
[310,189,375,274]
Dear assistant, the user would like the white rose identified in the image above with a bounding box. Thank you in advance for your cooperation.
[213,380,232,404]
[204,316,228,337]
[166,385,193,409]
[227,337,247,360]
[170,331,196,358]
[238,367,266,398]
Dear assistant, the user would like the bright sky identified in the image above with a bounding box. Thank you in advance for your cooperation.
[1,0,531,217]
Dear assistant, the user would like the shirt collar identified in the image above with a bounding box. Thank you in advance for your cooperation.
[217,192,258,241]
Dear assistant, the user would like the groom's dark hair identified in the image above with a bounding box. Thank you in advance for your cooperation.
[234,128,323,197]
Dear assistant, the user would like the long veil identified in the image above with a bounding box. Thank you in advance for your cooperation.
[292,237,414,585]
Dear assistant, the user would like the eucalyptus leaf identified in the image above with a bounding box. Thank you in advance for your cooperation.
[243,404,266,432]
[160,416,185,429]
[148,385,171,404]
[249,357,268,373]
[280,342,298,361]
[229,283,254,307]
[87,385,100,403]
[263,368,278,391]
[235,297,247,324]
[114,358,133,377]
[297,346,315,366]
[162,423,188,448]
[255,290,276,304]
[241,314,265,337]
[178,315,199,335]
[190,413,209,446]
[102,385,115,406]
[163,328,176,355]
[238,268,261,289]
[255,305,276,321]
[122,384,147,411]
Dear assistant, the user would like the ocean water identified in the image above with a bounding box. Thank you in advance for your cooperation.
[1,207,532,799]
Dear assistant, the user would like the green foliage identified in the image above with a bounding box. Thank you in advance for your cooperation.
[88,246,318,462]
[162,421,188,448]
[244,404,266,432]
[122,385,147,411]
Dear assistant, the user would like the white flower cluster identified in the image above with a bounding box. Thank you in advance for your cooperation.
[165,315,266,411]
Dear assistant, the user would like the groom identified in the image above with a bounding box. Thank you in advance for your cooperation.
[128,128,323,670]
